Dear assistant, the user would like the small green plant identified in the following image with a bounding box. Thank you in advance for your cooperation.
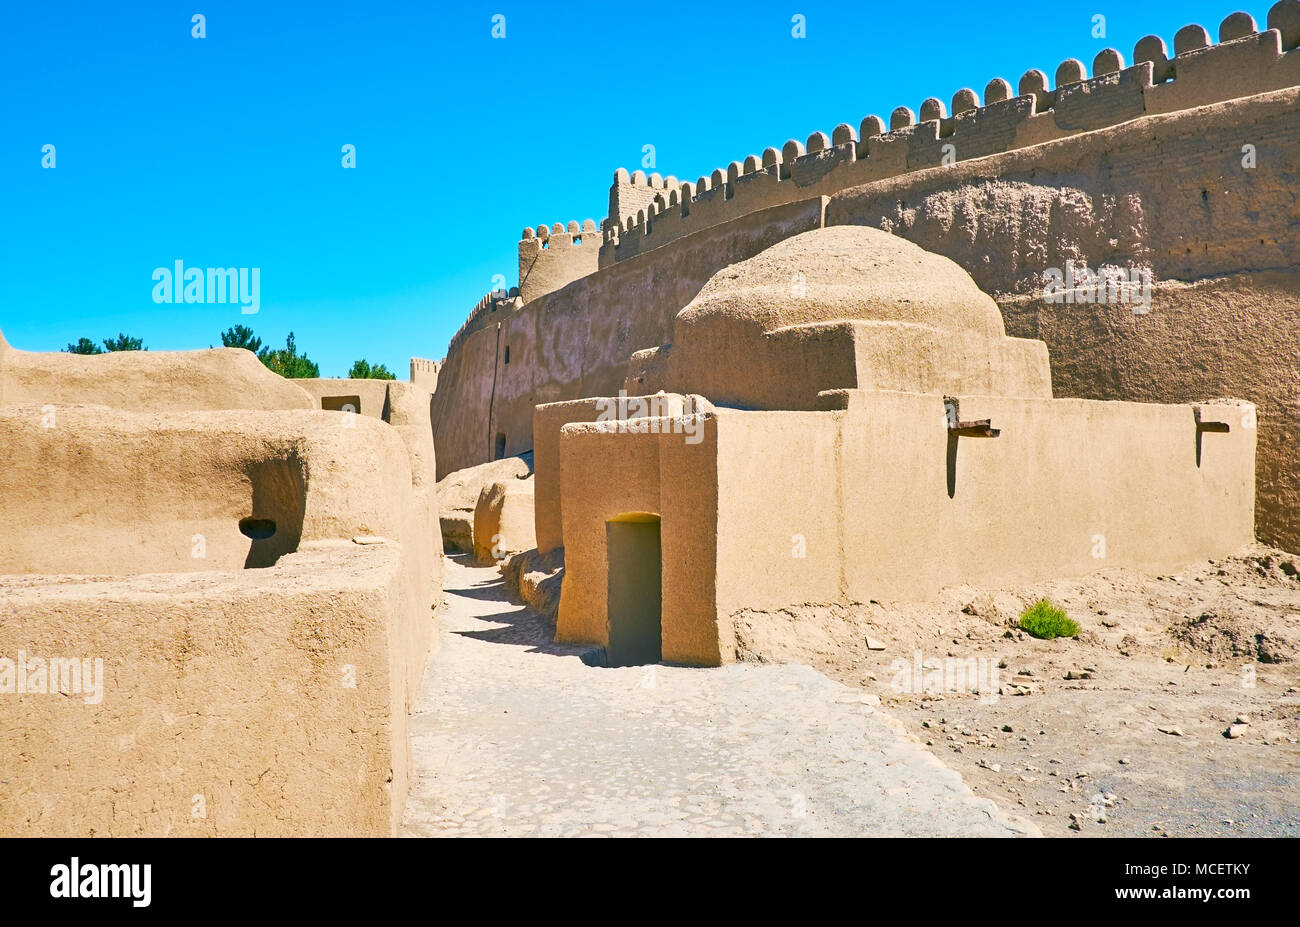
[1019,599,1080,639]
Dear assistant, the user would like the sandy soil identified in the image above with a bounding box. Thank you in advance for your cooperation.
[732,545,1300,837]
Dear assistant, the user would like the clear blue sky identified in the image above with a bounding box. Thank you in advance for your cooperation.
[0,0,1252,377]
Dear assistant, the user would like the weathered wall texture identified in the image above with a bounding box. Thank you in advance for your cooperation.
[665,226,1052,410]
[2,541,421,837]
[600,13,1300,262]
[0,335,313,412]
[555,416,722,665]
[432,197,827,477]
[607,169,680,236]
[0,406,440,835]
[553,393,1255,666]
[519,220,600,304]
[714,393,1255,615]
[826,86,1300,550]
[410,357,440,393]
[0,341,444,836]
[534,395,713,555]
[431,7,1300,552]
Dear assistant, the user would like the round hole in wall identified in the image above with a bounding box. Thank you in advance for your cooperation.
[239,517,277,540]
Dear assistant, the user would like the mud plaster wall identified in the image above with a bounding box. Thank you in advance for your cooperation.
[554,417,723,666]
[712,394,1255,628]
[826,86,1300,551]
[0,407,441,835]
[602,22,1300,261]
[432,197,827,478]
[519,223,600,304]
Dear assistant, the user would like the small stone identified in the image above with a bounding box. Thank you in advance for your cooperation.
[1235,714,1250,725]
[352,535,386,545]
[866,636,886,651]
[1001,724,1013,733]
[1225,724,1248,739]
[1157,726,1184,736]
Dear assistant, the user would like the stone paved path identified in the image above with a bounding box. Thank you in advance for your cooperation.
[401,556,1038,837]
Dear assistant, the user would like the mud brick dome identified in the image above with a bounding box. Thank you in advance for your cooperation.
[667,226,1052,409]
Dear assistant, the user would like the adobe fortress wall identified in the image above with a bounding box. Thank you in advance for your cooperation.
[431,197,827,477]
[430,3,1300,549]
[600,5,1300,263]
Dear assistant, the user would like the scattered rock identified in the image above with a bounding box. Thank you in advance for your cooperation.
[1169,609,1293,664]
[865,636,886,651]
[998,683,1035,696]
[1225,724,1249,739]
[1157,726,1185,736]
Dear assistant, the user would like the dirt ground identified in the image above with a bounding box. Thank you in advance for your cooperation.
[732,546,1300,837]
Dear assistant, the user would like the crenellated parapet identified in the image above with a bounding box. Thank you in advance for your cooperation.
[601,2,1300,264]
[607,169,681,238]
[409,356,440,391]
[518,219,600,304]
[446,287,522,358]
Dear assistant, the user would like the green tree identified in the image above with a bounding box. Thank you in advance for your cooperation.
[258,331,320,379]
[102,333,146,351]
[65,337,105,355]
[347,358,397,380]
[219,325,263,354]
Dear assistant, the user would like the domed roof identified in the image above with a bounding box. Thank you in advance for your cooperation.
[675,225,1007,339]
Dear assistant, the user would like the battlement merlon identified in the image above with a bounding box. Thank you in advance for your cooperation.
[409,356,440,391]
[608,169,681,235]
[518,219,600,304]
[600,3,1300,265]
[442,4,1300,341]
[446,287,522,358]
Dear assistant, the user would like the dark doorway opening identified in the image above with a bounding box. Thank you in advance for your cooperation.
[494,432,507,460]
[606,514,662,666]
